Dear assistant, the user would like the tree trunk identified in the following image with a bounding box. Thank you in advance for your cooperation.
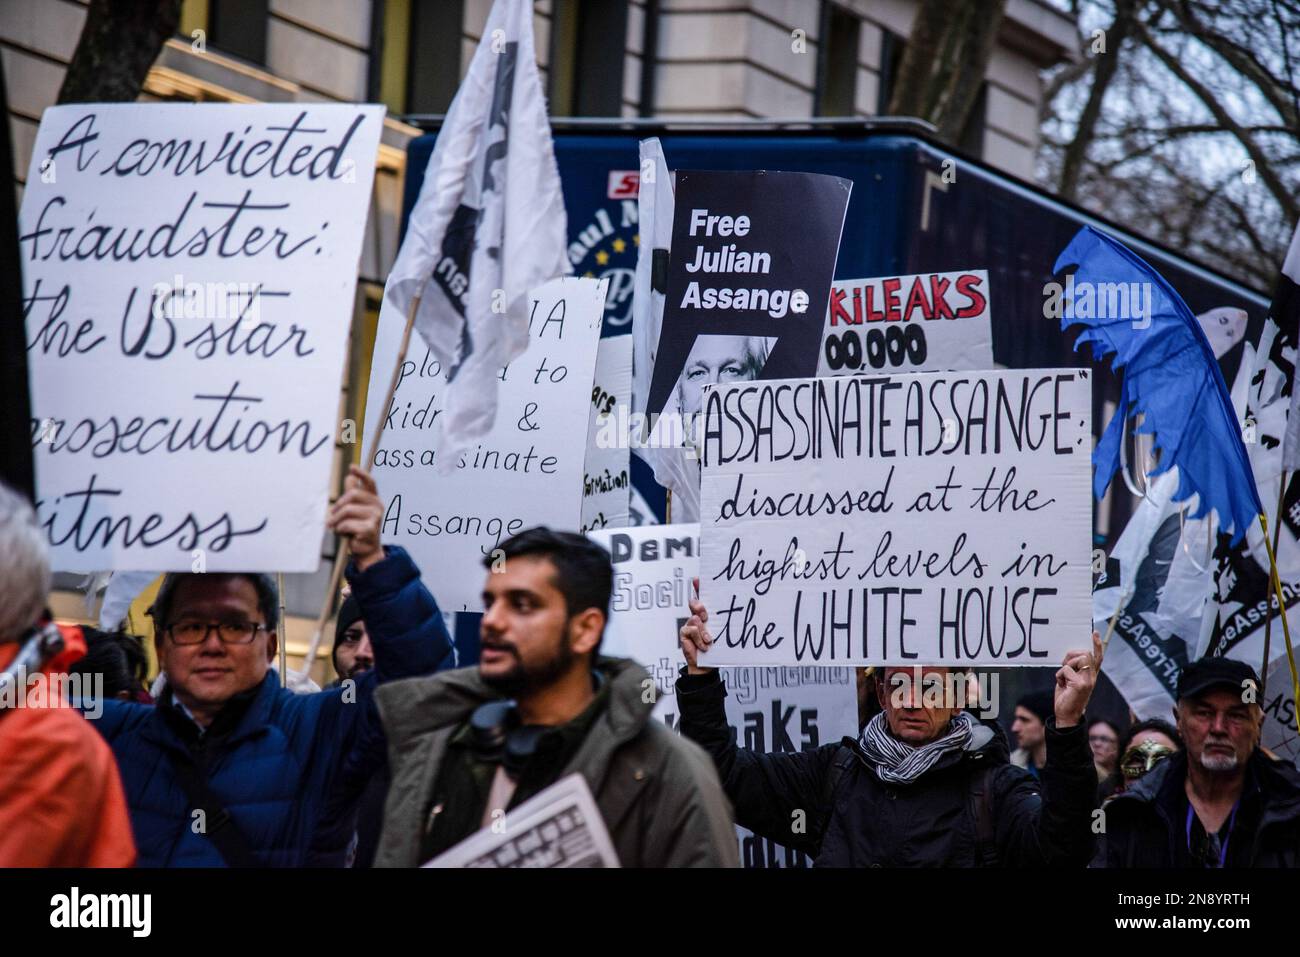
[58,0,182,104]
[886,0,1009,143]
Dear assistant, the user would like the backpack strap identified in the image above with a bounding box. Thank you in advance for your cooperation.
[170,755,260,868]
[816,738,860,842]
[967,765,999,866]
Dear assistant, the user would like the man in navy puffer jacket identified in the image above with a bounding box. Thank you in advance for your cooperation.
[90,467,455,866]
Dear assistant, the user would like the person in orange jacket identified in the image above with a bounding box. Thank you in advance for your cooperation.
[0,481,135,867]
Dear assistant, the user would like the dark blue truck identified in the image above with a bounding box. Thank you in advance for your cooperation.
[400,118,1270,539]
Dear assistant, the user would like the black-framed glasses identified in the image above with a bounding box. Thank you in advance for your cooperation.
[166,619,268,645]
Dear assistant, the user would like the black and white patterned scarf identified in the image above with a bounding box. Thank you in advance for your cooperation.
[857,711,976,784]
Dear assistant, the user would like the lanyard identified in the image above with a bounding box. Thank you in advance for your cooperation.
[1186,800,1239,868]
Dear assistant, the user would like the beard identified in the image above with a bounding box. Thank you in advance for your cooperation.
[481,637,577,697]
[1197,740,1242,772]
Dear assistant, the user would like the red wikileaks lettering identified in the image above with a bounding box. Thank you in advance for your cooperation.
[954,273,987,318]
[829,273,986,327]
[829,287,851,326]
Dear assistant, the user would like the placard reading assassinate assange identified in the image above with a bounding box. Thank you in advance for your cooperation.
[696,369,1093,667]
[21,103,384,571]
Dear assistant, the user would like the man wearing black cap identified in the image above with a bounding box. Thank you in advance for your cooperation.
[1095,655,1300,867]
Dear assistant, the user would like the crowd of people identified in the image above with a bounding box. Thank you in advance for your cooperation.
[2,466,1299,869]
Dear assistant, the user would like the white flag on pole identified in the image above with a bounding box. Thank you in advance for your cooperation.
[1276,224,1300,470]
[380,0,569,470]
[630,138,698,520]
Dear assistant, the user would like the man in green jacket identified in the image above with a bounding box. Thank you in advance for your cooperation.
[373,526,739,867]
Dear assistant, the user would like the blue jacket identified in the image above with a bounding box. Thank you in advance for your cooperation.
[92,546,454,867]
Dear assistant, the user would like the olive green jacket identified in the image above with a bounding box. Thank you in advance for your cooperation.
[372,656,740,867]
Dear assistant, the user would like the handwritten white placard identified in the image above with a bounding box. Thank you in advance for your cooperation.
[817,269,993,376]
[365,277,606,610]
[697,369,1093,667]
[581,335,632,534]
[21,103,384,571]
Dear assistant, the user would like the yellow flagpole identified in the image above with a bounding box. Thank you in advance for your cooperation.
[1260,472,1287,697]
[1257,512,1300,716]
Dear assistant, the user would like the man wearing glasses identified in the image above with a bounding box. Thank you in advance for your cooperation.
[1095,656,1300,867]
[91,467,456,866]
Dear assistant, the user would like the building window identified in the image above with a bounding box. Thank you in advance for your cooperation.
[371,0,466,116]
[550,0,628,117]
[877,26,905,114]
[207,0,269,66]
[816,3,861,117]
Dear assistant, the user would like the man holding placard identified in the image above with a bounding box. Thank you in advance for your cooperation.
[90,467,456,867]
[371,527,739,867]
[679,604,1103,866]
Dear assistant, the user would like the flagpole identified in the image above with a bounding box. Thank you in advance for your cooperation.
[1101,585,1132,651]
[1261,471,1288,697]
[276,571,287,682]
[1257,512,1300,719]
[296,293,423,682]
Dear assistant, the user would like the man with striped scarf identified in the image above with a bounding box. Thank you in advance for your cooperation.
[677,593,1103,867]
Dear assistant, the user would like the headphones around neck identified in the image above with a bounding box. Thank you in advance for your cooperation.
[468,671,605,777]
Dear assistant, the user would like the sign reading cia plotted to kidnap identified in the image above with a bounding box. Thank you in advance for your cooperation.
[696,368,1093,667]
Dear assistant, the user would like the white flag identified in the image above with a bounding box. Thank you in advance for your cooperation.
[381,0,569,470]
[1276,224,1300,470]
[98,571,158,631]
[630,138,698,521]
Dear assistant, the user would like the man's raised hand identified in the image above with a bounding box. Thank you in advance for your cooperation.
[328,465,386,572]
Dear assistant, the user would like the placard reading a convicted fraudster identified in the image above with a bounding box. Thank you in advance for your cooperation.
[817,269,993,377]
[363,277,606,611]
[697,369,1093,667]
[21,103,384,571]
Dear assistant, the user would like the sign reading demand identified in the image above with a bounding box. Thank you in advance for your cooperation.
[697,369,1094,667]
[20,103,384,571]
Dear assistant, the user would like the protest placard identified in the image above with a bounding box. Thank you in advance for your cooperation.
[644,170,851,449]
[20,103,384,571]
[696,369,1093,667]
[364,277,606,610]
[581,335,632,534]
[424,773,620,868]
[817,269,993,376]
[1264,655,1300,767]
[588,523,859,867]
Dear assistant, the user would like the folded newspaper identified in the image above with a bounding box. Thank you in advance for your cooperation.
[423,773,621,868]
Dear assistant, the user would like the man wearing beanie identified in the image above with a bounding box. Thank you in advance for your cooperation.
[1095,655,1300,866]
[1011,690,1054,781]
[331,596,372,681]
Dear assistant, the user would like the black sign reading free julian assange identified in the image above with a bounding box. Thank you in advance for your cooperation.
[646,170,852,419]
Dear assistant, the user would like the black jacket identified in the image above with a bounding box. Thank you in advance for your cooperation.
[676,670,1097,867]
[1094,749,1300,867]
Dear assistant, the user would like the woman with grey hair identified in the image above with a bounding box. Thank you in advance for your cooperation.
[0,480,137,865]
[0,480,52,643]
